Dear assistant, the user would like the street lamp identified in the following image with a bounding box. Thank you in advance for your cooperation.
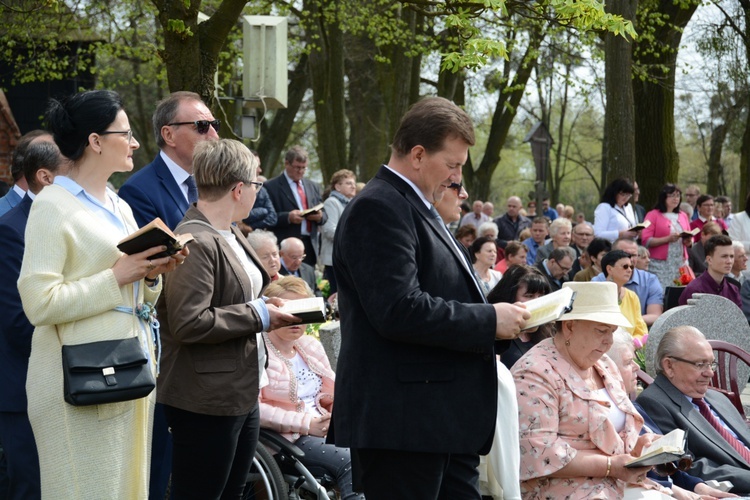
[523,121,553,217]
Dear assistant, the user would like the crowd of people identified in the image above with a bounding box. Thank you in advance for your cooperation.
[3,89,750,500]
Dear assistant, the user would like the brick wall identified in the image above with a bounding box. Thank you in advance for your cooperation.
[0,90,21,185]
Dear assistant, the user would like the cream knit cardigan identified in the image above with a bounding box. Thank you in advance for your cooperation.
[18,184,160,499]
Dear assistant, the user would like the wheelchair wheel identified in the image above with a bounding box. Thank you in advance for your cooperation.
[243,441,289,500]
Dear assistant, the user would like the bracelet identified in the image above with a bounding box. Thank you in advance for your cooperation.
[605,456,612,478]
[144,275,159,286]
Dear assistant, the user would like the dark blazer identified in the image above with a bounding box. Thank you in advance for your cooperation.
[494,213,531,247]
[264,173,327,254]
[157,207,270,416]
[279,261,319,297]
[535,260,565,291]
[119,153,189,230]
[331,166,500,455]
[243,186,277,230]
[0,195,34,411]
[633,401,703,493]
[636,374,750,493]
[0,188,22,218]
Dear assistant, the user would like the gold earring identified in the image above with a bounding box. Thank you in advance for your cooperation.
[565,339,571,347]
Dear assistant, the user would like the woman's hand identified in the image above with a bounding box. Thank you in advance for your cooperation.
[682,235,694,247]
[694,482,739,498]
[608,454,651,484]
[619,229,638,239]
[154,247,189,278]
[667,232,682,243]
[631,432,660,457]
[309,415,331,437]
[112,246,175,287]
[266,302,302,331]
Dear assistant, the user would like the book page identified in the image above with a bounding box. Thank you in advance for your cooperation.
[281,297,325,315]
[640,428,685,457]
[523,287,575,329]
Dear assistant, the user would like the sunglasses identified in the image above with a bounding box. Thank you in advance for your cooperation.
[448,182,463,193]
[618,264,635,270]
[653,454,693,477]
[168,119,221,135]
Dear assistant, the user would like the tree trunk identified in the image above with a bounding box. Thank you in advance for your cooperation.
[468,31,543,201]
[739,0,750,206]
[632,0,699,209]
[707,123,727,196]
[603,0,637,184]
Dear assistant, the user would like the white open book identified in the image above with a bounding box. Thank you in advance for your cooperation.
[280,297,327,325]
[522,287,576,330]
[625,429,686,468]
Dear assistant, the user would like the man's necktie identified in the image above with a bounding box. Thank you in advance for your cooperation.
[185,176,198,205]
[295,180,310,232]
[693,397,750,464]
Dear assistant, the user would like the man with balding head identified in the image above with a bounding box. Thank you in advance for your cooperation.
[636,326,750,494]
[278,237,318,295]
[0,131,52,217]
[494,196,531,246]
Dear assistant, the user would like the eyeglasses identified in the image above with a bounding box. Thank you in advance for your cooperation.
[667,192,681,198]
[618,264,635,270]
[448,182,463,193]
[232,180,264,192]
[287,254,306,262]
[653,454,693,477]
[619,192,633,198]
[99,129,133,143]
[167,120,220,135]
[575,232,594,237]
[668,356,718,372]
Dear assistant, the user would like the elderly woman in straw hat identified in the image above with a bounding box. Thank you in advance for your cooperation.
[512,281,666,499]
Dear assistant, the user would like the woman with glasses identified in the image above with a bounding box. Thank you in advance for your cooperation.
[18,90,186,497]
[594,178,639,242]
[512,282,659,498]
[156,139,298,498]
[607,329,735,499]
[602,250,648,339]
[641,184,693,289]
[320,169,357,295]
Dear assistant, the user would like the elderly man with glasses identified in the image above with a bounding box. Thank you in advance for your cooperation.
[636,326,750,495]
[278,237,320,296]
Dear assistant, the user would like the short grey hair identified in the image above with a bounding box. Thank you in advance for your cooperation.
[550,246,576,263]
[284,145,308,164]
[477,221,499,239]
[549,218,572,237]
[608,328,635,367]
[655,326,705,376]
[152,91,203,148]
[246,229,278,251]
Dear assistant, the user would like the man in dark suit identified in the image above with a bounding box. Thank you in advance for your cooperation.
[330,97,530,499]
[636,325,750,494]
[493,195,531,247]
[278,237,320,296]
[0,139,64,500]
[535,246,575,291]
[118,91,219,500]
[0,131,50,218]
[119,91,220,230]
[264,146,327,267]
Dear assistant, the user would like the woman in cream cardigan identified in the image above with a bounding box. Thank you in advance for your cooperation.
[18,90,183,498]
[259,276,364,499]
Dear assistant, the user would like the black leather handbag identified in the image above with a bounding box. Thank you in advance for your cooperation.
[62,337,156,406]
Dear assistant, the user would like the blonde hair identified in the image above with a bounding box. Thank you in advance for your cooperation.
[329,169,356,190]
[193,139,258,201]
[264,276,314,299]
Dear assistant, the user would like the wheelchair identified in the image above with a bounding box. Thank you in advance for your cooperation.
[243,428,336,500]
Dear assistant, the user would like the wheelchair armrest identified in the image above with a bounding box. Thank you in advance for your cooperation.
[259,428,305,459]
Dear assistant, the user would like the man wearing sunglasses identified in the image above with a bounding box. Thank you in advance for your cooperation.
[118,91,219,500]
[637,326,750,494]
[679,234,741,308]
[119,91,220,230]
[264,146,327,267]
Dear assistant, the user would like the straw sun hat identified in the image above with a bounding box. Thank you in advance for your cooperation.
[558,281,632,329]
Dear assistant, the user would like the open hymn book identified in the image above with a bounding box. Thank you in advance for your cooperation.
[625,429,686,468]
[280,297,327,325]
[521,287,576,330]
[117,217,194,259]
[628,220,651,232]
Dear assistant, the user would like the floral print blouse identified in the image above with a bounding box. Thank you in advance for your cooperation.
[511,338,644,499]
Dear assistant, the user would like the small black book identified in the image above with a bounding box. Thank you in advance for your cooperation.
[117,218,194,258]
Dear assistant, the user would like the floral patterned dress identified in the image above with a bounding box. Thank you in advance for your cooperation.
[511,339,644,499]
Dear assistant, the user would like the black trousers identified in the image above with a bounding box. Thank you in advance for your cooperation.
[0,412,40,500]
[355,448,481,500]
[164,404,260,500]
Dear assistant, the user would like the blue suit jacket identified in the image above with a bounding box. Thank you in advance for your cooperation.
[0,188,22,218]
[119,153,189,230]
[0,195,34,412]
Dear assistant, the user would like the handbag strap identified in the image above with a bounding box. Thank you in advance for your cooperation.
[114,303,161,375]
